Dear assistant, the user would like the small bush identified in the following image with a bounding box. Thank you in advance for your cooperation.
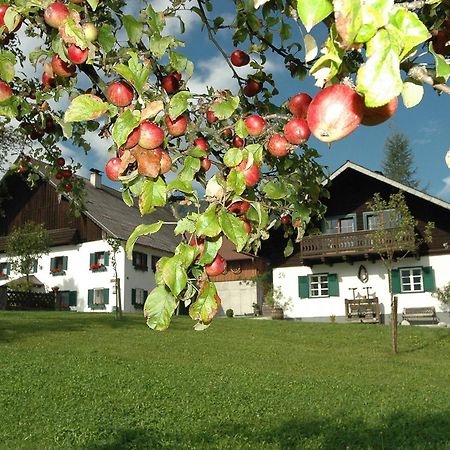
[226,308,234,318]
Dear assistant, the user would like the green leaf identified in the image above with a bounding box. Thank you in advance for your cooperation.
[162,255,187,297]
[297,0,333,32]
[174,217,196,236]
[0,95,19,118]
[150,35,175,58]
[198,237,222,265]
[226,169,246,196]
[63,16,87,49]
[122,189,134,207]
[175,242,197,268]
[122,15,143,45]
[167,179,194,194]
[145,5,165,34]
[332,0,362,48]
[195,205,221,238]
[211,95,240,120]
[98,24,115,53]
[234,118,248,138]
[86,0,99,11]
[246,202,269,228]
[139,177,167,215]
[284,239,294,258]
[356,28,403,107]
[144,285,177,331]
[126,221,164,259]
[114,52,151,95]
[169,51,188,73]
[429,44,450,82]
[178,156,201,182]
[4,7,21,34]
[401,77,424,108]
[223,147,243,168]
[218,209,249,252]
[189,281,221,324]
[112,109,141,148]
[0,51,16,82]
[169,91,191,119]
[262,180,288,199]
[64,95,109,122]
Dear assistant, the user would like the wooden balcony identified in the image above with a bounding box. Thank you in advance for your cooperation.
[299,229,415,261]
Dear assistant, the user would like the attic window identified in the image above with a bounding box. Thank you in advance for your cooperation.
[132,251,148,271]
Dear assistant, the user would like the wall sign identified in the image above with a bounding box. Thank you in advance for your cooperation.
[358,265,369,283]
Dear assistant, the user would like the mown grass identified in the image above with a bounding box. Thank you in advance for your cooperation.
[0,312,449,450]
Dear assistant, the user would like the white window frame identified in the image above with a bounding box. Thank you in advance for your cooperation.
[93,288,105,305]
[310,274,329,298]
[135,288,146,305]
[400,267,424,293]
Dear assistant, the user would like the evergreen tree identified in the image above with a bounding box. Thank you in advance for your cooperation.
[382,131,420,189]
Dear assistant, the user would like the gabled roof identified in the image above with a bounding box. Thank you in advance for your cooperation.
[329,161,450,211]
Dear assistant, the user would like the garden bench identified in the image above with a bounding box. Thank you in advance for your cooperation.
[402,307,438,324]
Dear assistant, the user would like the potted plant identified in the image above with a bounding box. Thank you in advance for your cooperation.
[434,282,450,313]
[264,287,290,320]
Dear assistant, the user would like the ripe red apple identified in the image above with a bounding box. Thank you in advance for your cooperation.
[63,182,73,193]
[241,219,251,233]
[231,50,250,67]
[244,114,266,136]
[205,254,227,277]
[0,81,13,102]
[222,127,233,138]
[56,157,65,166]
[232,135,245,148]
[236,160,260,187]
[227,201,250,216]
[105,157,122,181]
[0,4,22,32]
[170,71,182,81]
[283,118,311,145]
[161,74,179,94]
[243,79,262,97]
[190,238,204,259]
[42,71,56,90]
[288,93,312,119]
[361,97,398,126]
[44,2,69,29]
[200,157,211,172]
[107,81,134,107]
[206,110,218,124]
[307,84,365,143]
[159,151,172,174]
[281,215,291,225]
[432,29,450,56]
[62,168,72,178]
[55,171,64,180]
[165,114,188,137]
[67,44,88,65]
[138,121,165,149]
[267,133,291,157]
[51,55,76,77]
[123,126,141,149]
[194,137,208,153]
[82,22,98,42]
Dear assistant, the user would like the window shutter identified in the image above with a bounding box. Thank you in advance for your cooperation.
[88,289,94,307]
[103,288,109,305]
[132,252,136,266]
[298,276,309,298]
[32,259,38,273]
[131,288,136,305]
[63,256,68,271]
[104,252,110,266]
[422,266,435,292]
[143,254,148,270]
[6,262,11,275]
[143,290,148,301]
[391,269,401,294]
[50,257,55,271]
[69,291,77,307]
[89,253,95,266]
[328,273,340,296]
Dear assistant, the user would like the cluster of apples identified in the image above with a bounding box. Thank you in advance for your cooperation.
[230,50,263,97]
[52,156,75,192]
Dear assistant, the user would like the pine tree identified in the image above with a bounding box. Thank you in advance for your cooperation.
[382,131,420,189]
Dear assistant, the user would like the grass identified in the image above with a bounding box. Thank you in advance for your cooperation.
[0,312,450,450]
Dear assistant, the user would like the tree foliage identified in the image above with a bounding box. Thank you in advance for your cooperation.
[0,0,449,330]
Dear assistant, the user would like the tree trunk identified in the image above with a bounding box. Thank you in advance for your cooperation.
[115,276,122,320]
[388,269,398,354]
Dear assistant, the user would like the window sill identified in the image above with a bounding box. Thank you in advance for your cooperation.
[50,271,66,276]
[90,266,107,273]
[90,304,106,310]
[0,275,8,280]
[133,266,148,272]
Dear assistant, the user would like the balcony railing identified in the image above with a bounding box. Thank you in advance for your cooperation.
[299,229,415,260]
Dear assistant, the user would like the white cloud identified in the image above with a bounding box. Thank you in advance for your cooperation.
[437,176,450,202]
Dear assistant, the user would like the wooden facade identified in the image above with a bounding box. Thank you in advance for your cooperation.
[210,257,267,282]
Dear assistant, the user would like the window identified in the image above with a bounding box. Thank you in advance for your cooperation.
[151,255,160,273]
[50,256,68,276]
[30,259,38,274]
[88,288,109,309]
[392,266,435,294]
[323,215,356,234]
[132,251,148,271]
[0,262,10,279]
[89,251,109,272]
[60,290,77,308]
[298,273,340,298]
[364,209,400,230]
[131,288,148,308]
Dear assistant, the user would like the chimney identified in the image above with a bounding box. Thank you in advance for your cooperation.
[89,168,102,188]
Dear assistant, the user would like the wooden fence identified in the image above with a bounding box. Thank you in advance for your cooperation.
[0,287,57,310]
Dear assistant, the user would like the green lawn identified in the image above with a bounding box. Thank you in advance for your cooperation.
[0,312,449,450]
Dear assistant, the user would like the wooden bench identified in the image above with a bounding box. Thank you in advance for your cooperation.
[402,307,438,324]
[345,298,380,323]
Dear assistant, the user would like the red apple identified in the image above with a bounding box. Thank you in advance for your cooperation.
[42,71,56,90]
[281,215,291,225]
[123,126,141,149]
[51,55,76,77]
[138,121,165,149]
[105,157,122,181]
[190,238,204,259]
[245,114,266,136]
[288,93,312,119]
[222,127,233,138]
[0,81,13,102]
[243,79,262,97]
[432,29,450,56]
[206,110,218,124]
[236,160,260,187]
[241,218,251,233]
[56,157,65,166]
[267,133,291,157]
[170,71,182,81]
[200,157,211,172]
[231,50,250,67]
[67,44,88,65]
[63,182,73,192]
[44,2,69,29]
[55,171,64,180]
[307,84,365,143]
[283,118,311,145]
[194,137,208,153]
[232,136,245,148]
[107,81,134,107]
[227,201,250,216]
[82,22,98,42]
[0,5,22,32]
[161,74,179,94]
[361,97,398,126]
[205,254,227,277]
[159,151,172,174]
[165,114,188,137]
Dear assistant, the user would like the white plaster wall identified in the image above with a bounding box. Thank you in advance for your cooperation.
[274,254,450,320]
[215,280,261,316]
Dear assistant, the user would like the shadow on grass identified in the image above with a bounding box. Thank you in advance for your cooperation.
[85,411,450,450]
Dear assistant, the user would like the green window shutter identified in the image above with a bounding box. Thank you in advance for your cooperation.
[143,290,148,301]
[88,289,94,307]
[391,269,401,294]
[63,256,68,271]
[69,291,77,307]
[131,288,136,305]
[103,288,109,305]
[328,273,339,296]
[422,266,435,292]
[89,253,95,266]
[32,259,38,273]
[104,252,110,266]
[298,276,309,298]
[50,257,55,270]
[6,262,11,275]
